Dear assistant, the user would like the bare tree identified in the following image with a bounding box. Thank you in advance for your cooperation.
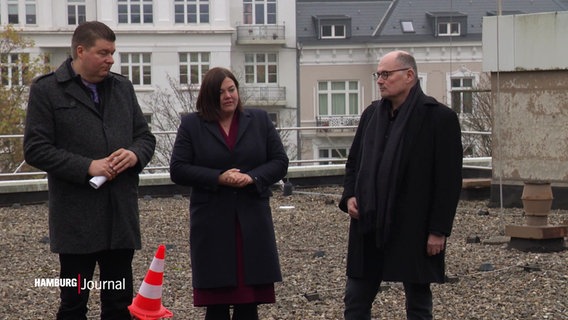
[145,73,299,170]
[460,73,493,157]
[143,74,198,170]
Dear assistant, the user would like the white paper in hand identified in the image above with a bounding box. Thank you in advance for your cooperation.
[89,176,107,189]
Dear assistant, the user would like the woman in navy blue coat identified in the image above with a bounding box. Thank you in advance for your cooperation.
[170,67,289,320]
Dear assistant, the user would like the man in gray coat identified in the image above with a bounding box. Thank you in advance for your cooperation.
[339,50,463,319]
[23,21,155,319]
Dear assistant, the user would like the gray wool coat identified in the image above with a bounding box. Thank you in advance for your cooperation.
[23,58,156,254]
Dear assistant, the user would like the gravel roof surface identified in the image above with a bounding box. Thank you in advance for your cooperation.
[1,186,567,319]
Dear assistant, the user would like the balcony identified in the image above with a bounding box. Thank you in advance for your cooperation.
[242,85,286,106]
[316,115,359,134]
[236,25,286,45]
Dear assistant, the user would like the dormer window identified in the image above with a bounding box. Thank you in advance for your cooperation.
[438,21,460,36]
[426,11,467,37]
[321,24,346,39]
[313,15,351,40]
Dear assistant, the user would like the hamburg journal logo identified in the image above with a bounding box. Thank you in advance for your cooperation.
[34,275,125,294]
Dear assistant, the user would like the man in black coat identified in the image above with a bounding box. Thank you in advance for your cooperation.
[23,21,155,319]
[339,50,463,319]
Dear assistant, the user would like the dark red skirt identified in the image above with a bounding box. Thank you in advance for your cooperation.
[193,218,276,306]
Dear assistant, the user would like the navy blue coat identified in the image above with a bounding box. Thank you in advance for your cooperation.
[169,109,288,289]
[339,91,463,284]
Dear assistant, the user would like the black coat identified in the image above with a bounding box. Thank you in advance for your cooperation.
[339,91,463,283]
[23,58,156,254]
[169,109,289,289]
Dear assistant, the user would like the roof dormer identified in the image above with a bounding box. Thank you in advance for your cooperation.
[426,11,468,37]
[312,15,352,40]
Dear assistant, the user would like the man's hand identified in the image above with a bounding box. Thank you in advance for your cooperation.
[347,197,359,220]
[88,149,138,181]
[426,233,446,256]
[107,148,138,175]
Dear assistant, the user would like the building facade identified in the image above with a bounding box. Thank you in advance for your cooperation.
[296,0,568,162]
[1,0,298,164]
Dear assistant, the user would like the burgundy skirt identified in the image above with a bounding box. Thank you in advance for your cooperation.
[193,218,276,306]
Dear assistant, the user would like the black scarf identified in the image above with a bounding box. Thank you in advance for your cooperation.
[354,82,422,247]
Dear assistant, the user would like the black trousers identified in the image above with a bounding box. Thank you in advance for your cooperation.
[56,249,134,320]
[344,234,433,320]
[205,304,259,320]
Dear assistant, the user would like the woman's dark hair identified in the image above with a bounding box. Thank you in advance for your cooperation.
[196,67,243,121]
[71,21,116,59]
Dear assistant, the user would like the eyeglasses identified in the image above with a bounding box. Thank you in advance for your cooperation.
[372,68,410,80]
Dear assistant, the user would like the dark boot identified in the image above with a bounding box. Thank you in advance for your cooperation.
[232,303,259,320]
[205,304,230,320]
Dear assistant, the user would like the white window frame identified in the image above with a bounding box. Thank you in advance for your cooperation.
[179,52,210,85]
[7,0,19,24]
[174,0,209,24]
[318,147,349,165]
[7,0,36,25]
[120,53,152,86]
[447,67,479,114]
[118,0,153,24]
[320,24,346,39]
[438,21,460,36]
[1,53,28,87]
[243,0,276,25]
[244,53,278,84]
[67,0,86,26]
[25,0,36,24]
[317,80,359,116]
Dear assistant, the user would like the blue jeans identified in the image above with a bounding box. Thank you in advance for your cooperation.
[56,249,134,320]
[343,234,432,320]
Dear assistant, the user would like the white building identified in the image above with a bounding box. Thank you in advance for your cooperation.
[1,0,298,161]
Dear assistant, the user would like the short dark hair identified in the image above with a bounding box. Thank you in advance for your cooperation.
[396,51,418,76]
[71,21,116,59]
[196,67,243,121]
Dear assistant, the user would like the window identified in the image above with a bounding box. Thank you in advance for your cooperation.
[451,77,473,114]
[8,0,19,24]
[244,53,277,84]
[318,147,348,165]
[243,0,276,25]
[120,53,152,85]
[438,22,460,36]
[179,52,210,85]
[318,81,359,116]
[313,15,351,40]
[174,0,209,23]
[321,24,345,39]
[67,0,86,25]
[426,12,467,37]
[118,0,153,24]
[1,53,29,87]
[25,0,36,24]
[401,21,415,33]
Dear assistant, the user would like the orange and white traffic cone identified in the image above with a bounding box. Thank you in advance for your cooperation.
[128,244,173,320]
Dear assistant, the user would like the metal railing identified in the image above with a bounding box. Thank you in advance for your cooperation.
[0,127,491,180]
[236,25,286,44]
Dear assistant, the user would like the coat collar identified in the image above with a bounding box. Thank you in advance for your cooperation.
[54,58,114,116]
[203,110,252,149]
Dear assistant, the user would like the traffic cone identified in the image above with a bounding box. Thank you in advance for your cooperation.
[128,244,173,320]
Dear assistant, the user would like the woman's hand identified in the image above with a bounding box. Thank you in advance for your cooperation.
[219,168,253,188]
